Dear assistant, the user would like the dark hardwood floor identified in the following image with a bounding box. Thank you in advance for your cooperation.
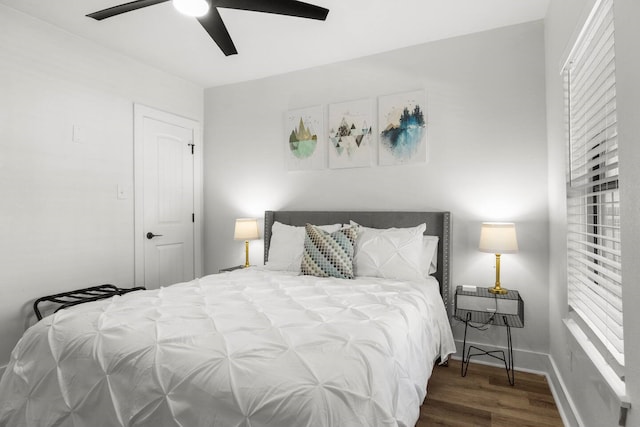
[418,359,564,426]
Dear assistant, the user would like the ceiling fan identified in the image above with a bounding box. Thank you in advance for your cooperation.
[86,0,329,56]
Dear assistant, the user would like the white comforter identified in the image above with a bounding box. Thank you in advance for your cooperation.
[0,269,455,427]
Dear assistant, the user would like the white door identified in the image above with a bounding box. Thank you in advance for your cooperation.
[134,105,202,289]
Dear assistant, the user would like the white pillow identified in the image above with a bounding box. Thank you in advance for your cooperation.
[423,235,439,275]
[265,221,342,272]
[351,221,426,281]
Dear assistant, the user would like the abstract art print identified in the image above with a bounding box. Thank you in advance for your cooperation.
[328,99,374,169]
[378,90,427,166]
[285,105,324,171]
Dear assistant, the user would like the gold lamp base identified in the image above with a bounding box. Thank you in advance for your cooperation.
[243,240,250,268]
[488,285,508,295]
[488,253,508,294]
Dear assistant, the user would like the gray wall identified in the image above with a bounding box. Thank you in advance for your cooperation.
[203,22,550,362]
[0,5,204,366]
[545,0,640,425]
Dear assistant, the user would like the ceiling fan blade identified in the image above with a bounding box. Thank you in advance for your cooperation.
[197,8,238,56]
[87,0,170,20]
[213,0,329,21]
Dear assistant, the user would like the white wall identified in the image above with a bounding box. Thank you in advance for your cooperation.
[545,0,640,425]
[204,22,550,362]
[0,5,203,365]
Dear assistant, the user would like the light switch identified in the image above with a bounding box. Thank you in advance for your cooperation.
[72,125,83,144]
[117,184,128,200]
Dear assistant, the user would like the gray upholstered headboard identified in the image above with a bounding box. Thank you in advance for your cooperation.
[263,211,452,315]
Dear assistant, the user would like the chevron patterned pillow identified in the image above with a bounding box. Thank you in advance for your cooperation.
[301,224,358,279]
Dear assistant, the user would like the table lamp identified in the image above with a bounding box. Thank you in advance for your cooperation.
[479,222,518,294]
[234,218,260,268]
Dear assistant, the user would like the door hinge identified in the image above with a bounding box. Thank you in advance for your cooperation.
[188,143,195,154]
[192,213,195,223]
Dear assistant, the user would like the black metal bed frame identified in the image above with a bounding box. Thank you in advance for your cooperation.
[33,284,145,320]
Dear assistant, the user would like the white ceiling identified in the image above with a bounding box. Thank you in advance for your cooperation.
[1,0,549,88]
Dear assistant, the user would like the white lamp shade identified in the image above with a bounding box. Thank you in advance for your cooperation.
[234,218,260,241]
[479,222,518,254]
[173,0,210,17]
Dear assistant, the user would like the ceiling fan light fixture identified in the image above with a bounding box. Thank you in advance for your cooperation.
[173,0,210,17]
[87,0,329,56]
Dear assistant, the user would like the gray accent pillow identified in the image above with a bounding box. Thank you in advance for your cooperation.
[301,224,358,279]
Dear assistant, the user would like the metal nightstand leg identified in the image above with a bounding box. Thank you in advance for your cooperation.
[461,311,470,378]
[505,315,515,385]
[460,312,516,386]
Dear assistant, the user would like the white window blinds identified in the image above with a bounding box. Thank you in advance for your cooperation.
[564,0,623,366]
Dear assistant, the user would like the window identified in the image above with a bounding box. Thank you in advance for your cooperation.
[564,0,624,367]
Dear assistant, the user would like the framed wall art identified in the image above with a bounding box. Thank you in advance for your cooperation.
[285,105,325,171]
[378,90,427,166]
[328,99,374,169]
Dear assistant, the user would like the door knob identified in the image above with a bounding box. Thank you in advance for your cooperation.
[146,232,163,239]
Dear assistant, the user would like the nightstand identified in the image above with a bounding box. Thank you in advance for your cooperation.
[454,285,524,385]
[219,265,244,273]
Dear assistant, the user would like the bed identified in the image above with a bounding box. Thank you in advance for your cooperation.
[0,210,455,427]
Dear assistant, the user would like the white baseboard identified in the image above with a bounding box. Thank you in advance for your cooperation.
[452,339,579,426]
[546,354,583,427]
